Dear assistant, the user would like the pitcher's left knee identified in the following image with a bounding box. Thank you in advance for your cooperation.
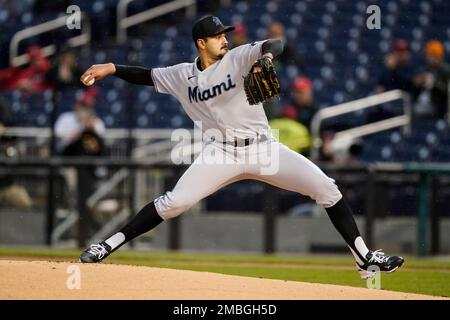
[311,177,342,208]
[154,190,195,220]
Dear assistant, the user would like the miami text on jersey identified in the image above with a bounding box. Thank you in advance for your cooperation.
[188,74,236,103]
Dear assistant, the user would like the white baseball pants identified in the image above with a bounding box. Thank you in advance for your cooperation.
[154,138,342,220]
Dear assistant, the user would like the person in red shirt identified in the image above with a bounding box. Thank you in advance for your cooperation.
[0,46,51,92]
[229,22,248,49]
[280,76,318,130]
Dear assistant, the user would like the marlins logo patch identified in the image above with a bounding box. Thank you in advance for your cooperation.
[212,16,221,26]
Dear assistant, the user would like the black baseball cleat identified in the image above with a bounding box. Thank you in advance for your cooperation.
[357,249,404,279]
[79,242,112,263]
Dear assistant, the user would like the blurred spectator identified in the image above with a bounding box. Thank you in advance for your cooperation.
[369,40,415,123]
[318,131,363,165]
[414,40,450,118]
[318,131,336,162]
[266,21,303,69]
[230,22,248,48]
[54,87,105,155]
[46,45,83,91]
[0,46,51,93]
[0,176,33,209]
[375,39,415,94]
[269,117,311,155]
[0,98,33,209]
[280,77,318,130]
[269,77,318,156]
[54,87,107,242]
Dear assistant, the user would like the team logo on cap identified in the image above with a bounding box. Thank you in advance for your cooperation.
[212,16,221,26]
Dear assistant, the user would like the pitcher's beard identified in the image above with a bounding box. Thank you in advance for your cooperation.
[217,48,229,59]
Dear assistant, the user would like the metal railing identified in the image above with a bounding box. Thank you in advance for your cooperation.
[2,127,180,140]
[332,115,410,150]
[117,0,196,43]
[9,13,91,67]
[310,90,412,160]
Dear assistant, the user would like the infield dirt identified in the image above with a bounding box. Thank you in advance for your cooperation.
[0,260,445,300]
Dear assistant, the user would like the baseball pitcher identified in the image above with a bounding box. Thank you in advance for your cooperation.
[79,15,404,279]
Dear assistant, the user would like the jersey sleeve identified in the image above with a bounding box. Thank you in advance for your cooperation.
[151,65,181,95]
[228,40,265,71]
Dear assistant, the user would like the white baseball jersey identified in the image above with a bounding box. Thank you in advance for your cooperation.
[149,40,342,220]
[151,41,270,141]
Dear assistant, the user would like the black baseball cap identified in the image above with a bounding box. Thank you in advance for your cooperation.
[192,15,235,42]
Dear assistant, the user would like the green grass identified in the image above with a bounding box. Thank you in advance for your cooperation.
[1,246,449,298]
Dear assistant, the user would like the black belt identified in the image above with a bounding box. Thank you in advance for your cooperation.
[222,134,269,147]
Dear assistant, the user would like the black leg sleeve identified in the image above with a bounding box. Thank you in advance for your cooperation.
[119,201,164,242]
[325,198,363,256]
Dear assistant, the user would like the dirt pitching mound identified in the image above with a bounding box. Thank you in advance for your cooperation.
[0,260,442,300]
